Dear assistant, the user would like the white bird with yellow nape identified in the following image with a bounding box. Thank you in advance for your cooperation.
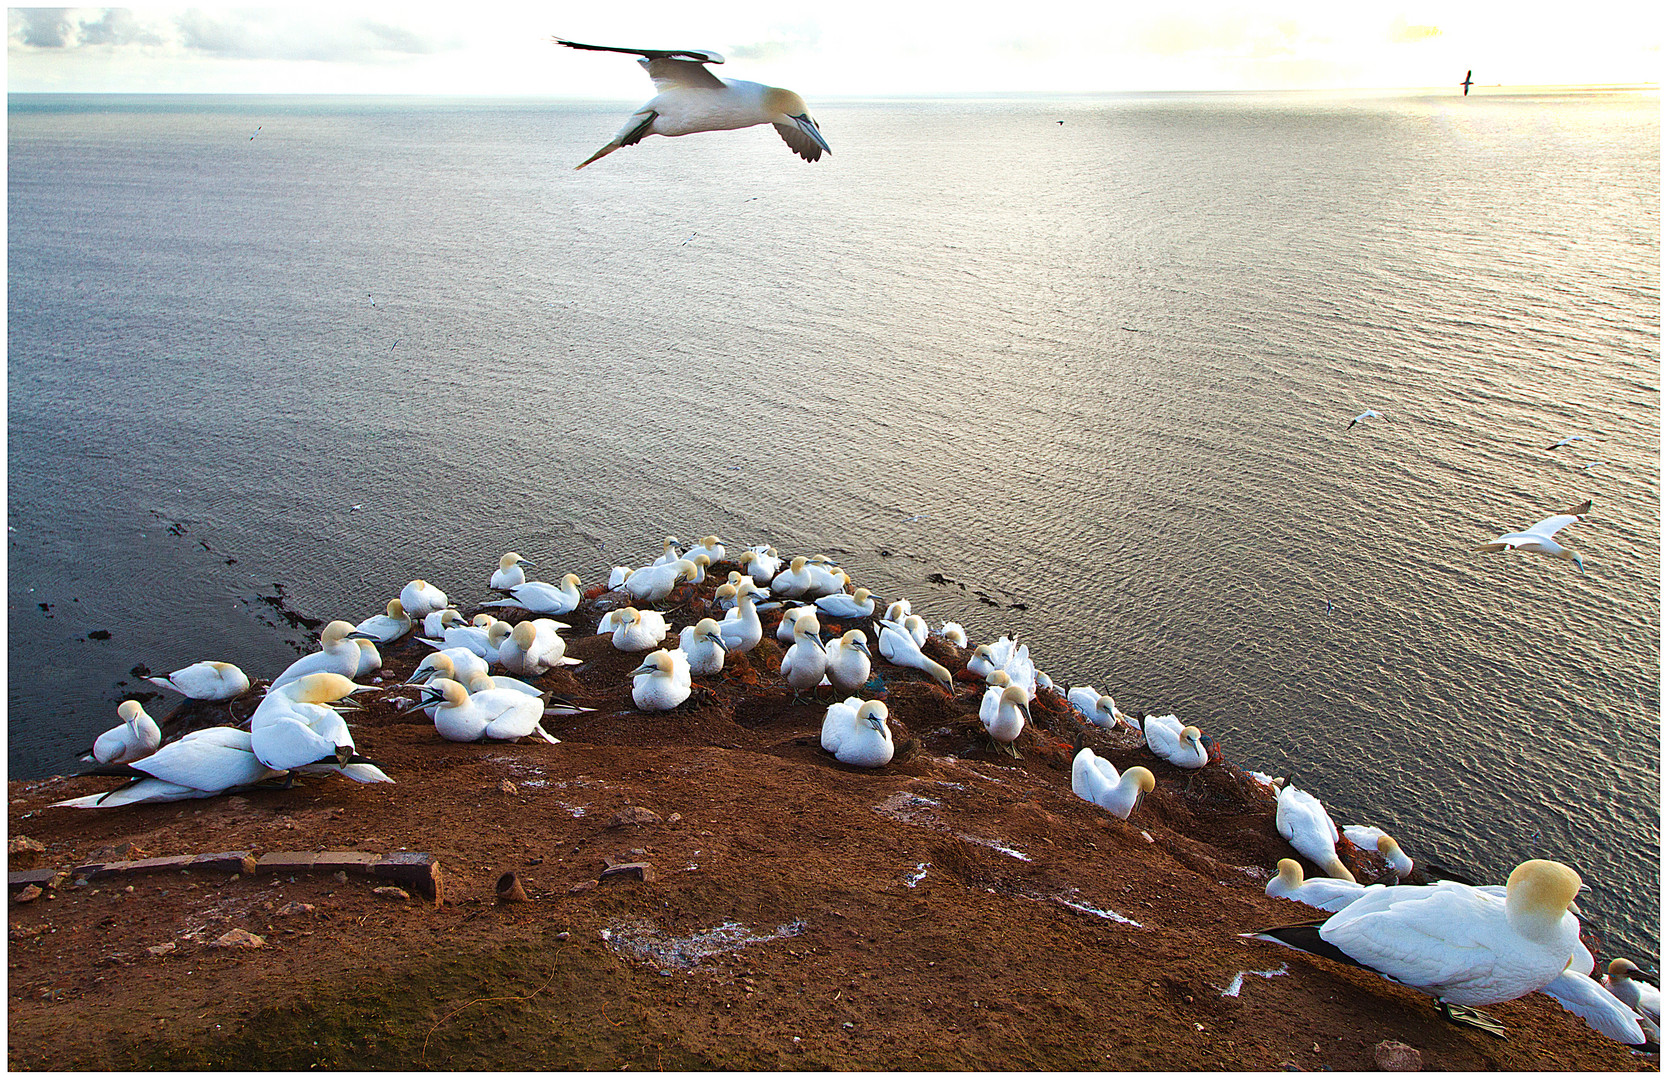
[413,678,559,744]
[1475,499,1591,572]
[500,619,581,675]
[55,726,286,808]
[556,37,830,169]
[823,630,872,695]
[1142,713,1209,769]
[484,573,583,616]
[83,701,162,765]
[677,618,728,676]
[624,559,700,604]
[271,621,364,689]
[820,698,894,768]
[490,552,533,590]
[814,587,875,620]
[631,648,692,711]
[1070,748,1154,819]
[145,660,250,701]
[779,610,828,697]
[611,607,670,652]
[352,599,411,644]
[1276,784,1355,882]
[398,579,448,619]
[877,617,954,691]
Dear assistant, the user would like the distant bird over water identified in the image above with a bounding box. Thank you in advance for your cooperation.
[554,36,831,168]
[1547,435,1591,451]
[1462,70,1474,96]
[1347,409,1382,430]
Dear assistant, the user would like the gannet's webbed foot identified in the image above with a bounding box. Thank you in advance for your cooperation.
[1437,1000,1508,1039]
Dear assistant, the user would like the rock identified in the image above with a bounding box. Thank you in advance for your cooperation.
[146,942,177,956]
[14,884,43,903]
[569,880,597,894]
[598,862,656,884]
[1372,1040,1421,1071]
[9,835,46,869]
[210,928,266,949]
[333,871,349,884]
[667,813,682,825]
[610,806,663,827]
[499,779,518,795]
[372,886,411,901]
[275,902,316,916]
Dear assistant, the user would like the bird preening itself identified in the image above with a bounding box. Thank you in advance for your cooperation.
[554,37,831,168]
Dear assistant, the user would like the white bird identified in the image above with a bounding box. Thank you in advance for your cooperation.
[1067,685,1133,730]
[901,614,930,648]
[649,535,682,566]
[249,674,390,783]
[1475,499,1591,572]
[419,620,512,660]
[608,565,633,588]
[939,621,968,648]
[271,621,363,689]
[876,617,954,691]
[1142,713,1209,770]
[55,726,285,808]
[779,611,828,696]
[683,535,725,563]
[631,648,692,711]
[739,547,782,586]
[980,683,1031,757]
[464,671,546,700]
[777,603,817,645]
[801,557,848,598]
[814,587,875,620]
[555,37,830,169]
[819,698,893,768]
[1347,409,1383,430]
[423,607,465,639]
[417,678,558,743]
[398,579,448,619]
[1516,944,1650,1046]
[348,632,382,678]
[1265,859,1375,912]
[84,701,162,765]
[410,647,489,687]
[1546,435,1591,451]
[483,573,584,616]
[715,587,767,653]
[611,607,670,651]
[882,599,912,623]
[499,619,581,675]
[490,552,533,590]
[824,630,872,696]
[969,636,1036,700]
[624,559,699,604]
[144,660,250,701]
[1602,959,1661,1025]
[1070,748,1154,819]
[1251,860,1586,1033]
[677,618,728,676]
[1275,784,1355,882]
[770,556,816,598]
[352,599,411,644]
[1339,825,1415,879]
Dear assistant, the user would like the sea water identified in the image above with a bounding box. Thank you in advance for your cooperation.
[7,91,1658,963]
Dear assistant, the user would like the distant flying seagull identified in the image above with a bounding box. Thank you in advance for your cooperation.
[1474,499,1592,573]
[1462,70,1474,96]
[250,125,261,141]
[1546,435,1590,451]
[554,37,831,168]
[1347,409,1383,430]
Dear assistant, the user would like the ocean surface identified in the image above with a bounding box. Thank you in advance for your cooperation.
[7,91,1659,965]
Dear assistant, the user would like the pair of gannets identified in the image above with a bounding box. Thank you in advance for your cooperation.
[411,647,489,687]
[422,607,464,638]
[484,573,583,616]
[556,38,830,169]
[632,648,692,711]
[54,726,287,808]
[978,672,1031,757]
[609,607,670,651]
[1252,860,1586,1034]
[421,619,512,659]
[1067,685,1134,731]
[739,547,782,586]
[399,579,448,619]
[1142,714,1209,769]
[250,673,392,783]
[968,636,1036,701]
[1275,784,1356,882]
[145,660,250,701]
[1070,748,1154,819]
[683,535,725,563]
[876,617,954,691]
[820,698,893,768]
[500,618,581,675]
[353,600,412,644]
[1475,499,1591,572]
[83,701,162,765]
[412,678,559,743]
[490,552,533,590]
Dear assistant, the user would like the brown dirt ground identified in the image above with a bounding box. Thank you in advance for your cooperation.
[7,568,1655,1070]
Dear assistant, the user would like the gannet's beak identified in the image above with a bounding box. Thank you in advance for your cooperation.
[792,114,831,155]
[853,640,871,656]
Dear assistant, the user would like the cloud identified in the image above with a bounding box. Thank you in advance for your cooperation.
[729,23,820,63]
[175,9,445,61]
[1388,17,1441,44]
[10,8,75,48]
[78,9,163,47]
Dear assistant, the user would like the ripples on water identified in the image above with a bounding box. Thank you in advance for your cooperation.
[7,91,1658,962]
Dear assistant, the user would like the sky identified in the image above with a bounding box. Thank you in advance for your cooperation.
[5,2,1661,96]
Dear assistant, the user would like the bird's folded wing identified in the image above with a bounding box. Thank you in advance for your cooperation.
[1537,970,1647,1045]
[775,119,828,162]
[1320,886,1497,988]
